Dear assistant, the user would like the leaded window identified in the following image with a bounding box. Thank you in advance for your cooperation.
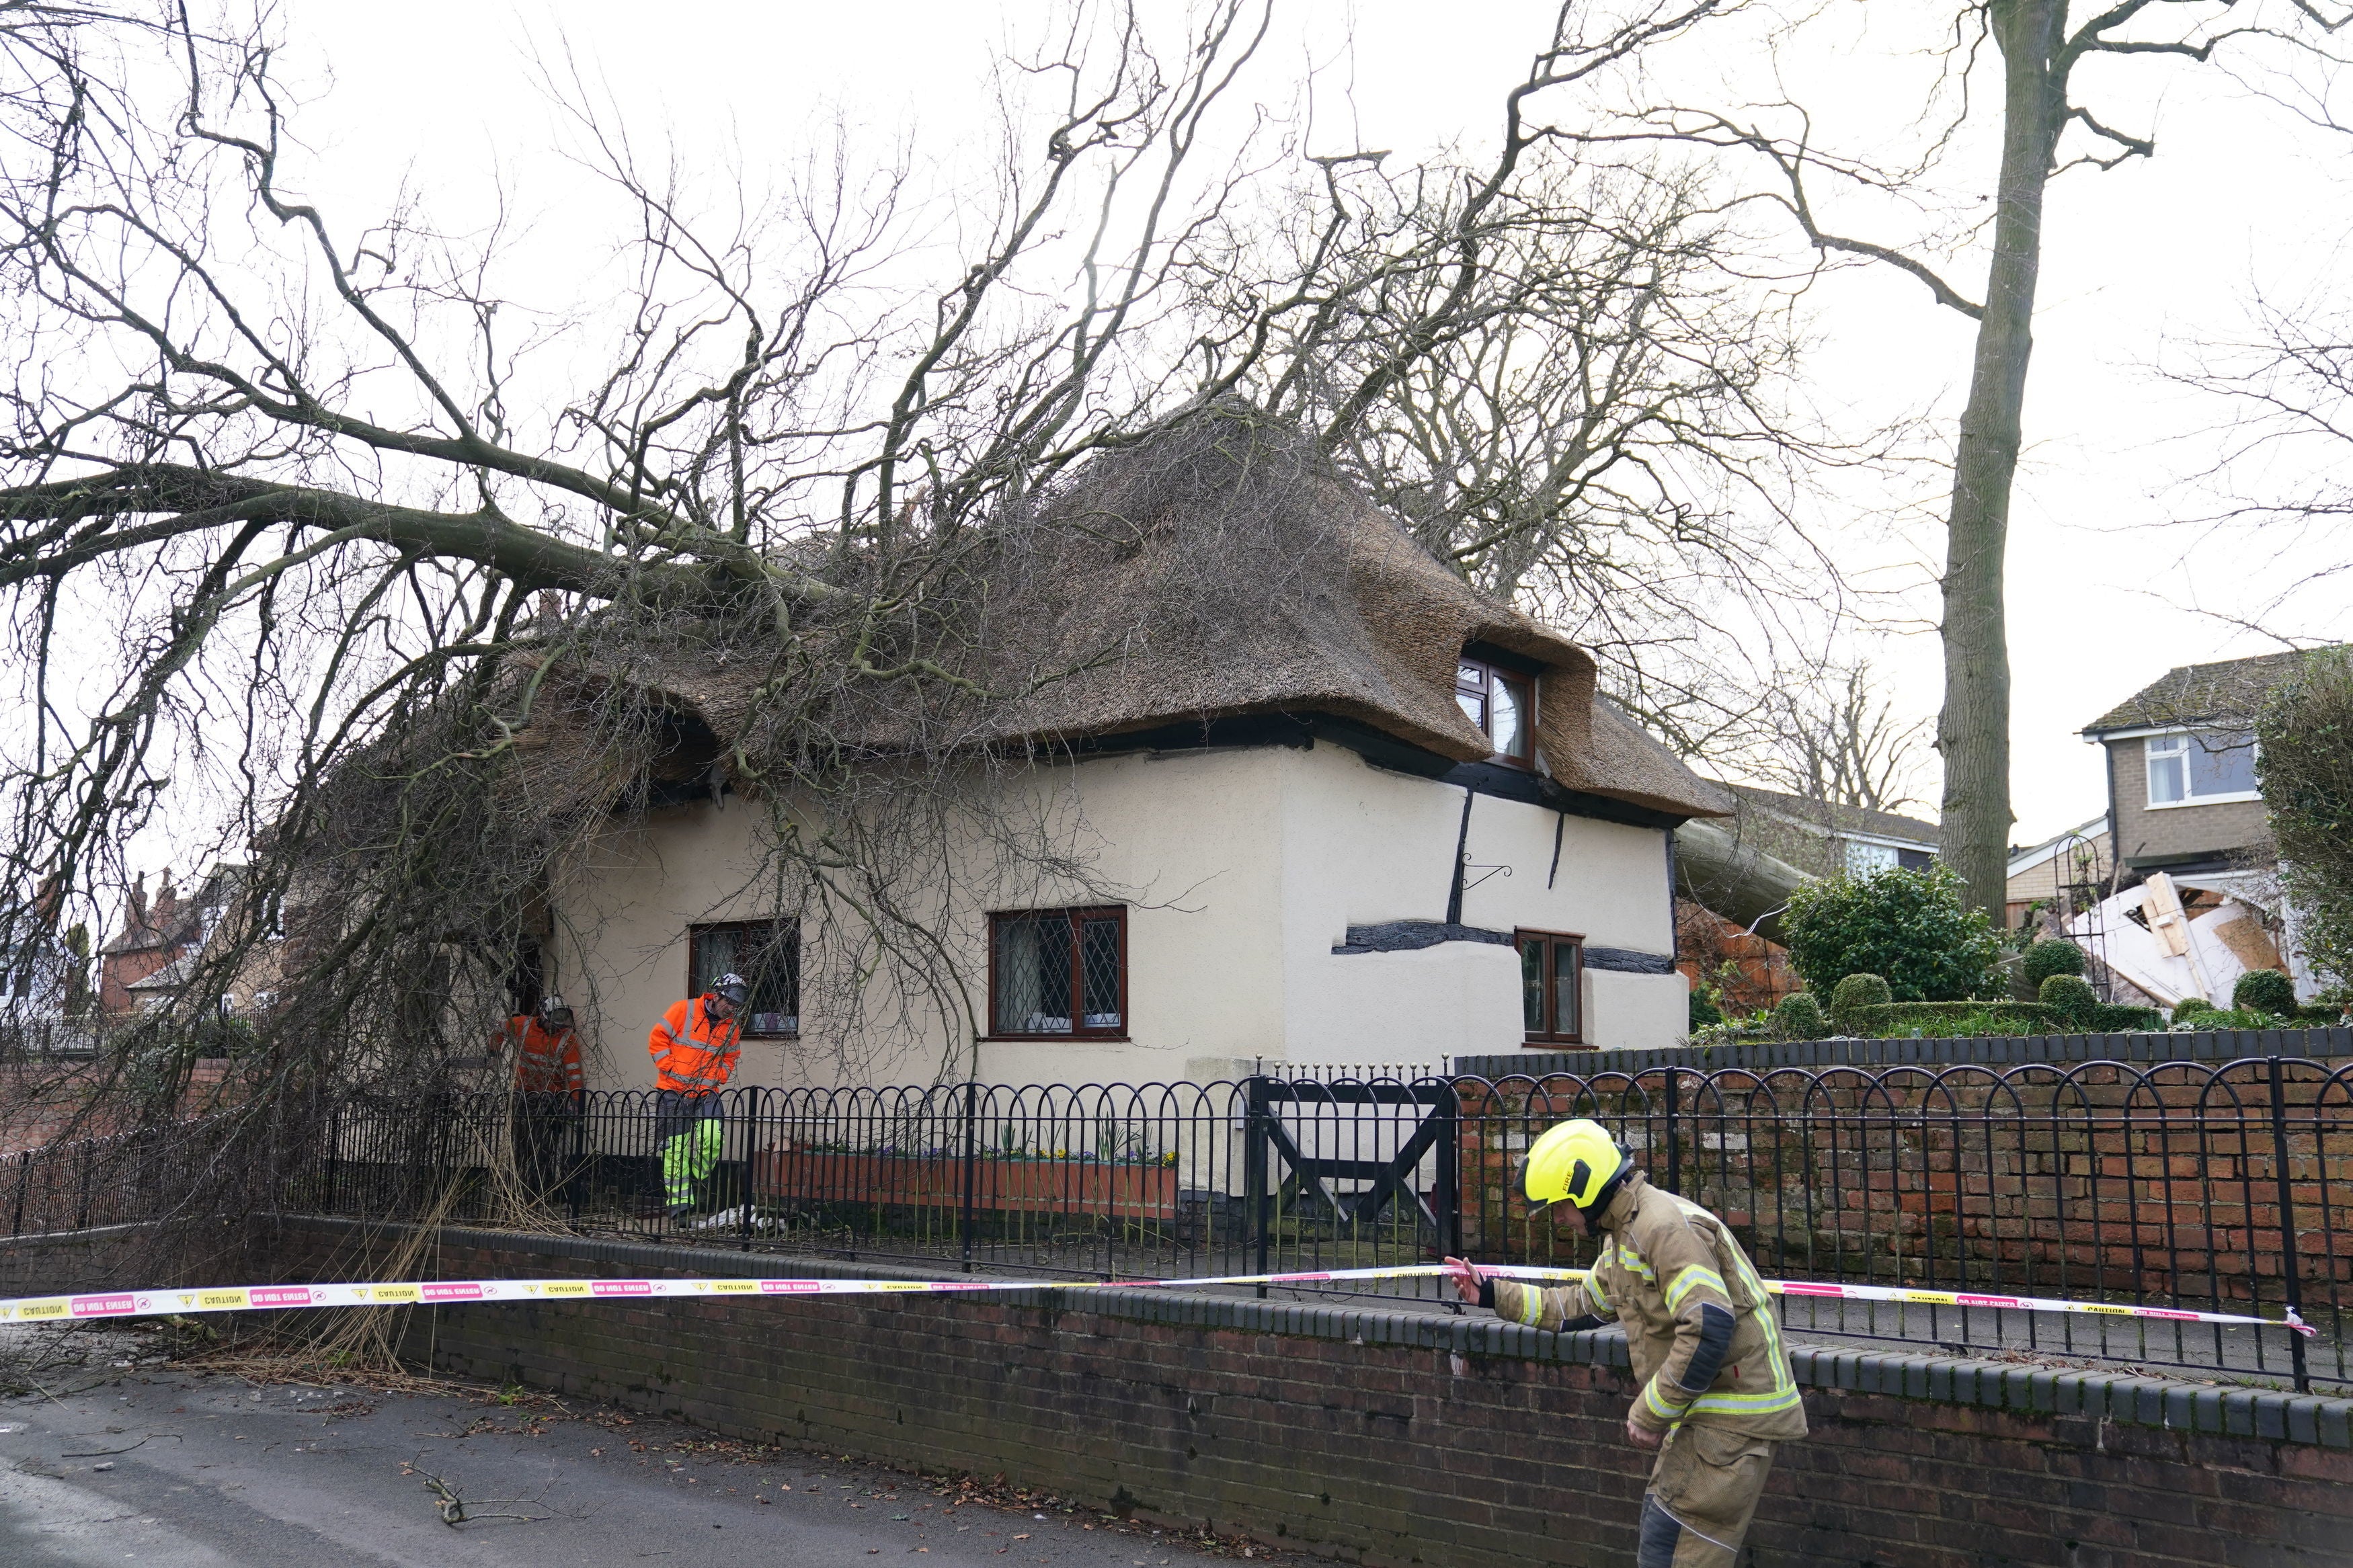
[688,919,800,1038]
[990,907,1127,1038]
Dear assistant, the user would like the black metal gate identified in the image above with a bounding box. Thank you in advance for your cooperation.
[1242,1075,1461,1287]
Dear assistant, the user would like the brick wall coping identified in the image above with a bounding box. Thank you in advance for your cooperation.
[1460,1024,2353,1078]
[0,1219,172,1252]
[284,1214,2353,1450]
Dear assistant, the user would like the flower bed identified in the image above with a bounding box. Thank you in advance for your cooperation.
[751,1148,1180,1220]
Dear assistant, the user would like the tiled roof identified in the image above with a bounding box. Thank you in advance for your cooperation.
[1726,784,1939,848]
[2082,647,2346,735]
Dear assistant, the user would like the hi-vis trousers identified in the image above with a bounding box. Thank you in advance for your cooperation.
[653,1089,725,1210]
[1638,1425,1778,1568]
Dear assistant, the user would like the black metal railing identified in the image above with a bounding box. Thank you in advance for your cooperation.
[2,1111,254,1239]
[15,1055,2345,1391]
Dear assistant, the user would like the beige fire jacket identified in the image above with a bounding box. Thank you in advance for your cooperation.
[1490,1170,1807,1441]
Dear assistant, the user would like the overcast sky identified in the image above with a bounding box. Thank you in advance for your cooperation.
[259,0,2353,850]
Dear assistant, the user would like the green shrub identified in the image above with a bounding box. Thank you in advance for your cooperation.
[1688,988,1724,1032]
[1853,1000,2056,1036]
[2022,938,2085,988]
[2232,968,2298,1018]
[1771,992,1826,1041]
[1782,866,2004,1002]
[2172,1007,2296,1030]
[1828,973,1891,1034]
[2090,1004,2165,1032]
[2038,974,2098,1028]
[2171,995,2213,1020]
[2257,650,2353,988]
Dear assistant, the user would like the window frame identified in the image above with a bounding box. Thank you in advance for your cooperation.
[1455,655,1536,769]
[687,918,801,1040]
[1516,927,1586,1047]
[2143,731,2262,811]
[985,905,1129,1042]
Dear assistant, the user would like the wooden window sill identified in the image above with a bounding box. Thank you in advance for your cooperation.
[980,1034,1133,1044]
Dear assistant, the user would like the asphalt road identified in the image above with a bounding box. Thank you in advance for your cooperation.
[0,1360,1269,1568]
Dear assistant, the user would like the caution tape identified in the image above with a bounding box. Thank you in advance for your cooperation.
[0,1262,2315,1337]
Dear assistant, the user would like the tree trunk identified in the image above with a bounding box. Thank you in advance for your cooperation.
[1937,1,2069,917]
[1674,819,1812,946]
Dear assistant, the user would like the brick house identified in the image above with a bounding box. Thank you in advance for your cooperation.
[1720,784,1938,881]
[96,864,245,1018]
[2073,650,2346,1003]
[2079,649,2344,878]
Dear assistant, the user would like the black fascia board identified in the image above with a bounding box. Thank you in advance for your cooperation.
[1047,710,1689,832]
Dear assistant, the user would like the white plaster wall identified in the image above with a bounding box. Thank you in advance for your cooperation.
[548,749,1290,1091]
[1275,743,1683,1062]
[546,739,1687,1089]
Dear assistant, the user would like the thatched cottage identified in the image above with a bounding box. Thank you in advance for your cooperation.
[531,415,1732,1087]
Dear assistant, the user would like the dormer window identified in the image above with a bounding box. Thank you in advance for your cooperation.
[1455,655,1533,765]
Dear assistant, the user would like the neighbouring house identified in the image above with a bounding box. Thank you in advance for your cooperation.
[0,877,93,1041]
[97,864,246,1018]
[2073,650,2344,1004]
[519,415,1732,1087]
[2077,649,2347,878]
[1719,784,1940,882]
[2003,817,2113,933]
[1668,788,1937,1016]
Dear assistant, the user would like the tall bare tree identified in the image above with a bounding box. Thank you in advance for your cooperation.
[0,0,1841,1135]
[1547,1,2351,915]
[1740,661,1931,817]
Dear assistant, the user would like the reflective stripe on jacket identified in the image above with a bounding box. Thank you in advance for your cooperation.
[647,997,741,1096]
[498,1017,584,1095]
[1492,1169,1806,1441]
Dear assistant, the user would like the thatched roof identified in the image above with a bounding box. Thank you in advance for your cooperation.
[586,410,1731,821]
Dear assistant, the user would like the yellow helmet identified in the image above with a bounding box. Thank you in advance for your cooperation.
[1523,1118,1629,1212]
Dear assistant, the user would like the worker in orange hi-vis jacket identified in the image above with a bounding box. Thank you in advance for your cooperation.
[493,995,586,1199]
[647,973,746,1221]
[496,995,585,1096]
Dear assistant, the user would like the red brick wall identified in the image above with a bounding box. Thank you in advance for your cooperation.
[257,1220,2353,1568]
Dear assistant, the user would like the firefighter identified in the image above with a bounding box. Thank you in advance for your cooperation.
[647,973,747,1219]
[1443,1118,1805,1568]
[494,995,586,1200]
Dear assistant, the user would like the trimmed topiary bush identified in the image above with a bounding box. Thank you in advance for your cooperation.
[2171,995,2213,1019]
[2022,938,2085,989]
[2038,973,2098,1028]
[1770,991,1826,1041]
[1829,973,1892,1034]
[1782,866,2005,1003]
[2232,968,2298,1018]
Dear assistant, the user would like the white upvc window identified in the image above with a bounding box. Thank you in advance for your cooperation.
[1843,839,1899,876]
[2144,731,2261,809]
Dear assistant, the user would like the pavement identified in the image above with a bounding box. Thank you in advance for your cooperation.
[0,1331,1287,1568]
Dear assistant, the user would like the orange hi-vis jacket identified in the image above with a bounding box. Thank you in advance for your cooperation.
[648,996,742,1096]
[496,1016,584,1096]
